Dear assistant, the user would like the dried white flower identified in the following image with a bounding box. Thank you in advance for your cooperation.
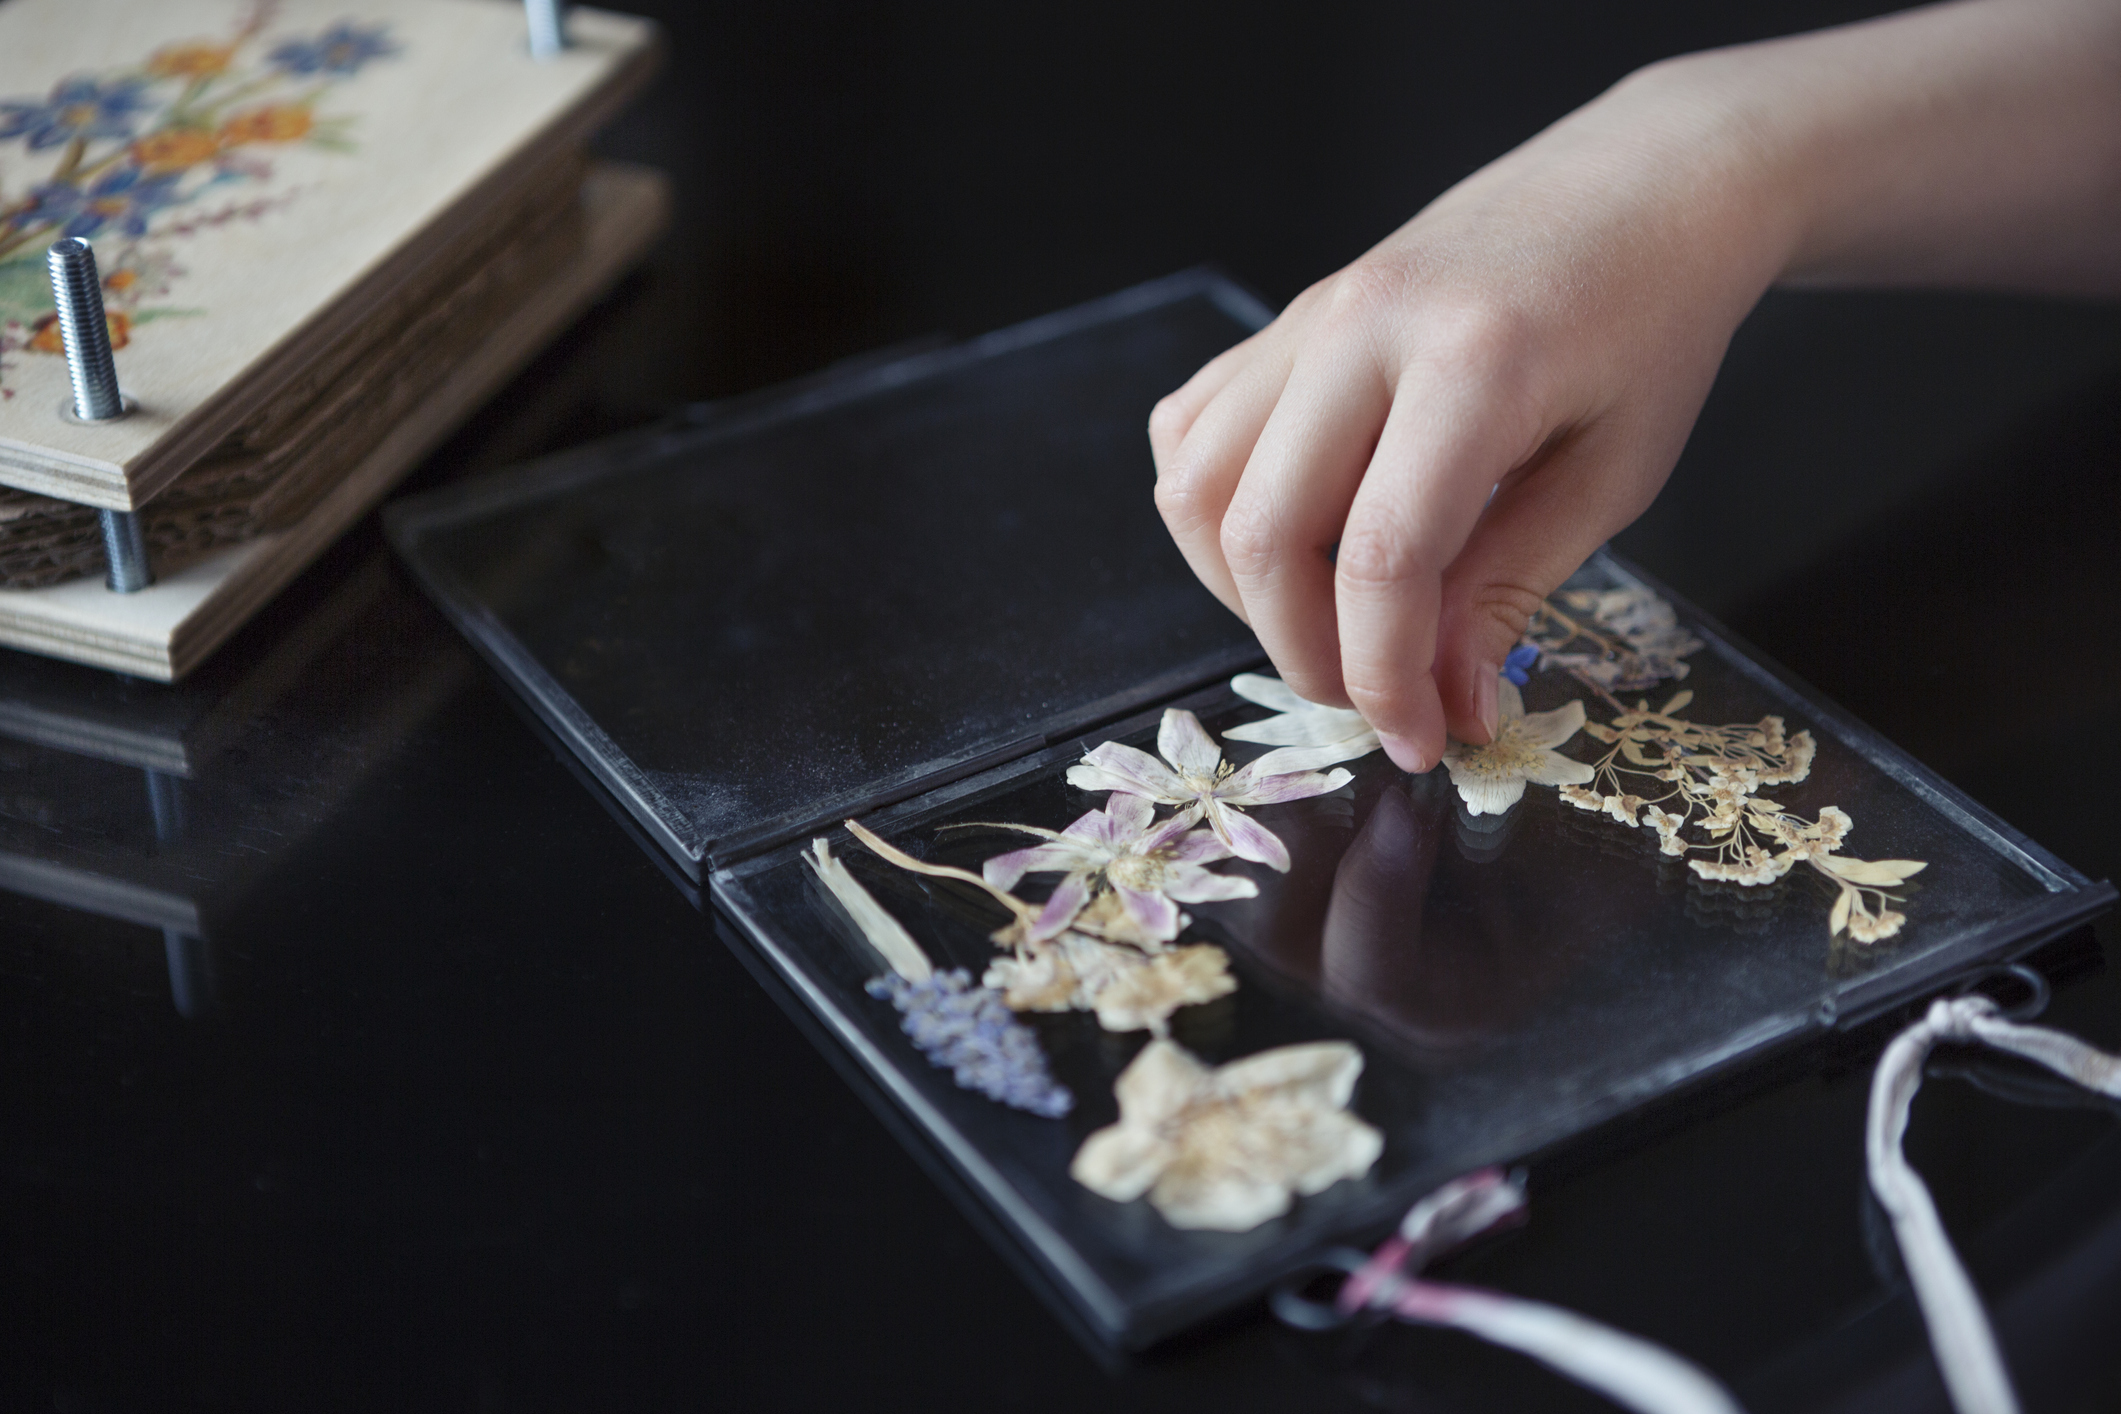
[1440,678,1596,816]
[1220,673,1380,765]
[1067,709,1353,871]
[1071,1038,1383,1231]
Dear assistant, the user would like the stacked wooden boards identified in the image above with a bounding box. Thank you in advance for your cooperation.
[0,0,668,677]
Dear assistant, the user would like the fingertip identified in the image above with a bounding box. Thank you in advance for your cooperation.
[1378,732,1433,774]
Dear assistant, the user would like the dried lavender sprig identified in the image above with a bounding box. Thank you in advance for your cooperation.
[866,969,1073,1118]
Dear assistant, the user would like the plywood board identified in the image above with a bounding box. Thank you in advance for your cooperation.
[0,160,669,679]
[0,0,656,508]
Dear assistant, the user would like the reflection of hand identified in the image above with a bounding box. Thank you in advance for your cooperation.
[1151,0,2121,775]
[1320,786,1556,1055]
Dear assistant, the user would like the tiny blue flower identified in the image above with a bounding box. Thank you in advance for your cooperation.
[1501,643,1540,687]
[268,23,400,77]
[868,970,1074,1118]
[23,166,184,239]
[0,77,154,152]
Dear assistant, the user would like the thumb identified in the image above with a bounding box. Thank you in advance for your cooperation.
[1432,425,1675,742]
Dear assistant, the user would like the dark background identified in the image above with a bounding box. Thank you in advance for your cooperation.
[3,0,2120,1409]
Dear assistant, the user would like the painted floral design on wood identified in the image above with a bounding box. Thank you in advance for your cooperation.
[0,5,400,397]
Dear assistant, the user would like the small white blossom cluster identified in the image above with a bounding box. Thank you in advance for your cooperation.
[1561,690,1925,941]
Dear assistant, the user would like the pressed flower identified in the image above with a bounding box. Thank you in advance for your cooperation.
[1221,673,1380,765]
[269,23,400,77]
[147,43,237,79]
[1500,643,1540,687]
[1071,1039,1382,1231]
[0,77,153,152]
[219,104,315,146]
[1067,709,1353,871]
[1440,678,1595,816]
[982,793,1256,945]
[131,127,221,171]
[21,166,184,239]
[28,309,129,354]
[868,970,1073,1118]
[985,936,1236,1036]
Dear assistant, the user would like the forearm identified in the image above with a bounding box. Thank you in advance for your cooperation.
[1646,0,2121,297]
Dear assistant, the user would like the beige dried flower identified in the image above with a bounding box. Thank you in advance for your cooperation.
[984,935,1236,1036]
[1440,678,1596,816]
[1071,1039,1383,1231]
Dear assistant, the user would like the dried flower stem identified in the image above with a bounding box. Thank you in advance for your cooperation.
[844,817,1040,930]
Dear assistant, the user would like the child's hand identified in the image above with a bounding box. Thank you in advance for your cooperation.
[1149,0,2121,773]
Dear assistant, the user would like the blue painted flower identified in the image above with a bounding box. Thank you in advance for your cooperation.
[1501,643,1540,687]
[21,166,185,239]
[867,969,1073,1117]
[268,23,400,77]
[0,77,154,152]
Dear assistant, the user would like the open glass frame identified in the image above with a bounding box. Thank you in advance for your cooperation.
[387,272,2114,1348]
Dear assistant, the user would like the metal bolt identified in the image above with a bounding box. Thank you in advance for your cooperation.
[48,240,153,592]
[47,237,125,422]
[525,0,568,58]
[99,509,153,592]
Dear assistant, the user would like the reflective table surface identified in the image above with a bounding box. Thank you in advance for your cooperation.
[7,0,2121,1404]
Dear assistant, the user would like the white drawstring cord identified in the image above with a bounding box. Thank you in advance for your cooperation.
[1866,994,2121,1414]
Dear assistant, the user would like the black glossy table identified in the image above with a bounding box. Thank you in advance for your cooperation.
[6,1,2121,1406]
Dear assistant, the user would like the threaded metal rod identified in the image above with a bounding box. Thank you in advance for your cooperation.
[47,237,123,422]
[99,509,152,592]
[525,0,567,57]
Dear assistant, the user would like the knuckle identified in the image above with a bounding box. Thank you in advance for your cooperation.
[1151,459,1215,526]
[1218,506,1283,578]
[1333,529,1422,592]
[1462,582,1543,644]
[1147,393,1190,444]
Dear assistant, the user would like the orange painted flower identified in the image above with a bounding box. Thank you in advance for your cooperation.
[27,310,132,354]
[131,128,221,171]
[148,42,237,78]
[218,105,313,146]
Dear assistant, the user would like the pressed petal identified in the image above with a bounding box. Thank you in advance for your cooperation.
[983,835,1106,888]
[1115,885,1182,943]
[1224,715,1378,753]
[1157,708,1225,778]
[1243,741,1375,775]
[1160,861,1260,904]
[1216,1039,1364,1109]
[1029,872,1094,942]
[1070,742,1188,800]
[1224,762,1355,805]
[1519,749,1596,787]
[1161,826,1234,865]
[1496,676,1525,723]
[1103,791,1157,838]
[1151,1166,1293,1232]
[1455,776,1527,816]
[1112,1038,1209,1126]
[1276,1108,1384,1196]
[1211,799,1293,871]
[1227,673,1311,713]
[1515,699,1588,751]
[1070,1124,1175,1202]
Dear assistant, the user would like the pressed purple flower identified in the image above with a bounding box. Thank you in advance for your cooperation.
[1066,709,1353,872]
[23,166,184,239]
[983,793,1257,945]
[866,970,1073,1118]
[269,23,400,76]
[0,77,153,152]
[1502,643,1540,687]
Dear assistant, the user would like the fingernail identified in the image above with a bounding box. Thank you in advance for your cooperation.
[1379,733,1430,774]
[1477,669,1500,743]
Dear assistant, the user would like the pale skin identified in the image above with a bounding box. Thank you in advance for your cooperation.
[1149,0,2121,773]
